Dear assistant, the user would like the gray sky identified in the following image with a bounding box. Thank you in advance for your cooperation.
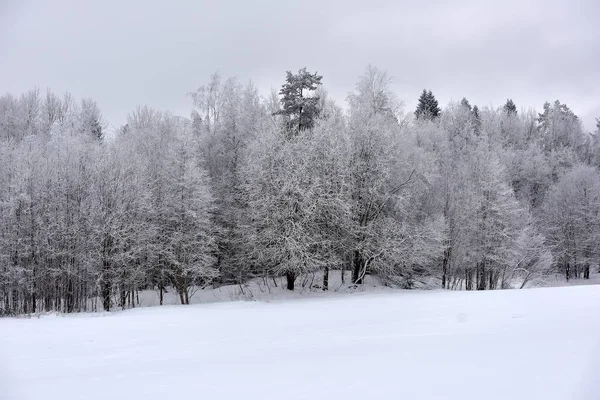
[1,0,599,132]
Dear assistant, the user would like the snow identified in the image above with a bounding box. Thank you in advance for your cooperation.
[134,273,399,307]
[111,270,600,309]
[1,285,600,400]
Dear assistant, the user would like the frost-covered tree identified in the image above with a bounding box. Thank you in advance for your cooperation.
[348,65,403,122]
[439,101,479,150]
[537,100,585,156]
[347,68,442,285]
[245,122,345,290]
[188,72,224,134]
[126,111,218,305]
[3,73,600,315]
[542,165,600,281]
[211,80,263,284]
[79,99,105,140]
[587,119,600,167]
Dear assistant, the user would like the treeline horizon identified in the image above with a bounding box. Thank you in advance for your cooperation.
[1,65,599,316]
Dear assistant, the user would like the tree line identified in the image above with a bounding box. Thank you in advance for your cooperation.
[1,66,599,315]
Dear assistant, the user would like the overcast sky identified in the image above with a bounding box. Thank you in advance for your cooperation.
[1,0,598,132]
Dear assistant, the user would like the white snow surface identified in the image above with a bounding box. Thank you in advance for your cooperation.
[1,285,600,400]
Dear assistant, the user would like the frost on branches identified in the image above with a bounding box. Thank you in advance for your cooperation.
[0,67,599,315]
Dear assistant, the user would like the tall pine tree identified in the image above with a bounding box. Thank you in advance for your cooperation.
[274,67,323,134]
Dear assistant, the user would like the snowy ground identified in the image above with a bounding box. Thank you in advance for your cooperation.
[1,285,599,400]
[136,272,399,307]
[123,270,600,309]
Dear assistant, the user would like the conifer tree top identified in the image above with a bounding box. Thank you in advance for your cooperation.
[503,99,517,115]
[461,97,472,110]
[415,89,441,121]
[275,67,323,134]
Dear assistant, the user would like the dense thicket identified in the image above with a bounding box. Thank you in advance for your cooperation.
[1,68,599,315]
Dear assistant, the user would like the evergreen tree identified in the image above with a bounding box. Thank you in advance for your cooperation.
[415,89,441,120]
[461,97,481,134]
[90,119,103,141]
[79,99,105,141]
[274,67,323,134]
[472,105,481,135]
[460,97,472,111]
[503,99,517,115]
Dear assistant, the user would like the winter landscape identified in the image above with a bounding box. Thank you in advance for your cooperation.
[2,1,600,399]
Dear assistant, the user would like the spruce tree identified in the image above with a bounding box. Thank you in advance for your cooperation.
[274,67,323,134]
[472,105,481,135]
[503,99,517,115]
[415,89,441,120]
[460,97,472,111]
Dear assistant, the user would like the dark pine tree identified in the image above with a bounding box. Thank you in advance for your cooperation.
[503,99,517,115]
[460,97,472,111]
[274,67,323,135]
[472,105,481,135]
[90,118,103,141]
[415,89,441,120]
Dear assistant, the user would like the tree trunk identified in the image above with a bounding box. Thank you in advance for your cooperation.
[323,267,329,291]
[465,269,473,291]
[584,265,590,279]
[441,246,450,289]
[519,272,533,289]
[101,279,111,311]
[286,271,296,291]
[32,270,37,313]
[352,250,364,284]
[476,262,486,290]
[565,262,570,282]
[442,258,447,289]
[11,289,18,314]
[120,288,126,309]
[66,278,74,313]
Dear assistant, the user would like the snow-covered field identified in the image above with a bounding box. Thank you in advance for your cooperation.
[1,285,599,400]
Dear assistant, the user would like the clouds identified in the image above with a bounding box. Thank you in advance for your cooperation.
[0,0,598,132]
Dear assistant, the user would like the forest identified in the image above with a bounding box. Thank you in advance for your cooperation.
[1,66,599,315]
